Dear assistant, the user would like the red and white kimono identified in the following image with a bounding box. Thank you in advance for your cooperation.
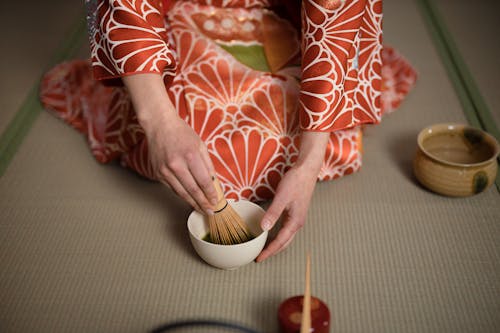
[40,0,416,201]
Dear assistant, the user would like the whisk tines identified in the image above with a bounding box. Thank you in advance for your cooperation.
[207,177,253,245]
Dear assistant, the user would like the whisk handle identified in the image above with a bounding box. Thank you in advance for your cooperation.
[212,176,227,212]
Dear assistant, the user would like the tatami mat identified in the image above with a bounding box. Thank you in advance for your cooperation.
[1,1,499,332]
[0,0,85,134]
[435,0,500,127]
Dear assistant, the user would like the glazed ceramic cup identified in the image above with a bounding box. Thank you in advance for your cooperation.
[187,200,268,270]
[413,123,499,197]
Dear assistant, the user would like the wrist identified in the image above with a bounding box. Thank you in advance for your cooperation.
[294,131,330,172]
[122,73,178,131]
[136,101,177,132]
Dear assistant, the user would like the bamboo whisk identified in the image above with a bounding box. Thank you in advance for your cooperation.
[207,177,253,245]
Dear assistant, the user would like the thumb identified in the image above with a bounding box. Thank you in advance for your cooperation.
[261,193,287,231]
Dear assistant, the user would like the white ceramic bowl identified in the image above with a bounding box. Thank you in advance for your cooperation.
[187,200,268,270]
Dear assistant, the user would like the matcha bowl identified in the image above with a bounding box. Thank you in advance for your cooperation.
[187,200,268,270]
[413,123,499,197]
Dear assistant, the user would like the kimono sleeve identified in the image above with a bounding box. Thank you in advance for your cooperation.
[86,0,176,86]
[299,0,380,131]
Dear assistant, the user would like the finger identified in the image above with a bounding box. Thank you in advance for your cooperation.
[199,145,216,177]
[160,173,203,213]
[173,164,214,214]
[161,177,202,212]
[256,234,295,263]
[260,194,287,231]
[256,220,301,262]
[188,153,218,207]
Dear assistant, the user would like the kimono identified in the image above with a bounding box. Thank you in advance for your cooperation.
[40,0,417,201]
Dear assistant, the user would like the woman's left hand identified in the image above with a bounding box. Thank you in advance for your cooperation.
[256,131,331,262]
[255,164,318,262]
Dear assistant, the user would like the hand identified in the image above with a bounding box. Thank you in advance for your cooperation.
[123,73,218,213]
[256,131,330,262]
[255,165,318,262]
[146,116,218,213]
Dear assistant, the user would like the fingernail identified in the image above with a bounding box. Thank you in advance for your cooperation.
[205,209,214,215]
[262,219,271,231]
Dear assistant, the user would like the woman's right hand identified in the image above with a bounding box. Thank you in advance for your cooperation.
[146,115,219,213]
[123,73,218,214]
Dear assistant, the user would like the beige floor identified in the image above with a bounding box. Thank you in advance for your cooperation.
[0,0,87,134]
[436,0,500,126]
[1,1,499,333]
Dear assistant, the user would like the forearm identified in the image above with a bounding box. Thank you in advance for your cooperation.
[123,73,217,212]
[122,73,177,133]
[295,131,330,176]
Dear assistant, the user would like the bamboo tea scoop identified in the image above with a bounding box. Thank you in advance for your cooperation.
[300,253,311,333]
[277,253,331,333]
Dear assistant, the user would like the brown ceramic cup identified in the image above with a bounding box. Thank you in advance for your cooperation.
[413,123,499,197]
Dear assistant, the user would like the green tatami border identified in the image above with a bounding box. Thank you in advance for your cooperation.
[0,13,87,177]
[416,0,500,193]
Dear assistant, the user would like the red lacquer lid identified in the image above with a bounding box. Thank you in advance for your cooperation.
[278,295,330,333]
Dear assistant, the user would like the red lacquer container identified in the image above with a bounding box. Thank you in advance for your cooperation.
[278,295,330,333]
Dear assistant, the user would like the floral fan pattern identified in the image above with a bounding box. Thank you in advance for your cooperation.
[40,0,417,201]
